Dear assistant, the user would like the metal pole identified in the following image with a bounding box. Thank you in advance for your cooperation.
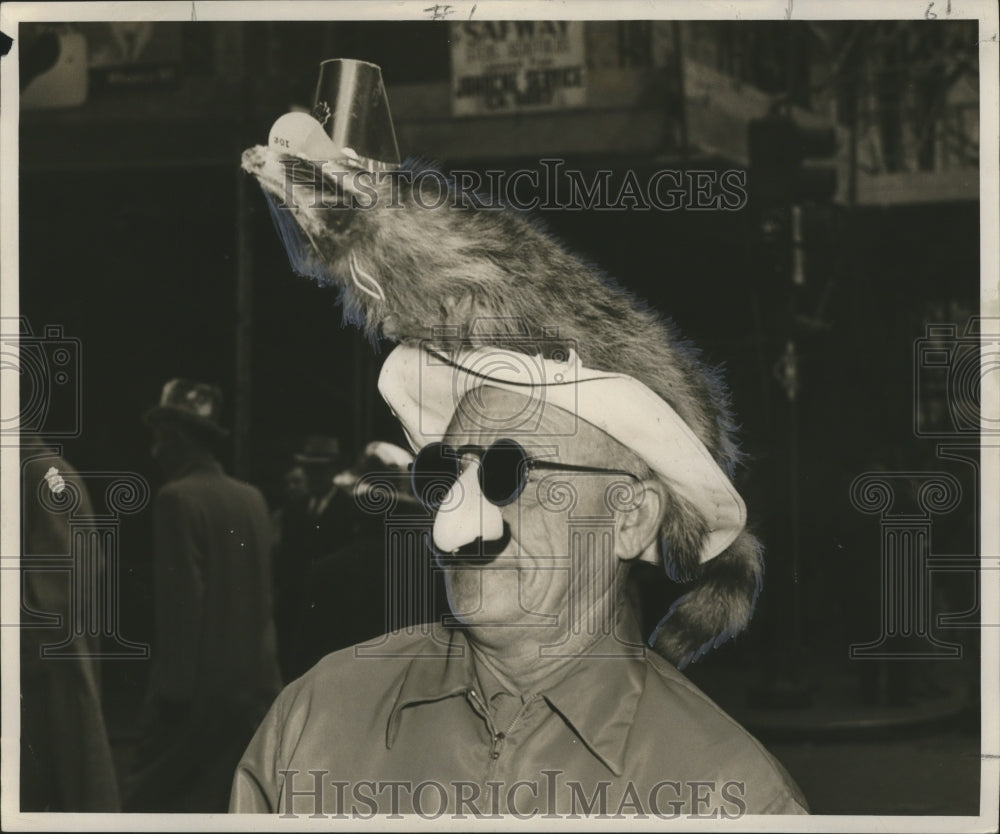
[235,170,253,480]
[671,22,690,162]
[788,204,804,652]
[786,26,803,659]
[846,26,861,208]
[234,23,253,481]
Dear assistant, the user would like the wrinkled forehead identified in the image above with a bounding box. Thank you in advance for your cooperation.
[445,386,637,468]
[445,386,572,438]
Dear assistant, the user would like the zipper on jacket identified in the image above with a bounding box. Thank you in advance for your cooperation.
[468,687,539,796]
[466,687,499,795]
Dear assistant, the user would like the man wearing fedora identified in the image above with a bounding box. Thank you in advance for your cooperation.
[273,434,355,679]
[288,434,354,560]
[126,379,282,812]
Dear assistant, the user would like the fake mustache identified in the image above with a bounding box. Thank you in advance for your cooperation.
[430,522,513,565]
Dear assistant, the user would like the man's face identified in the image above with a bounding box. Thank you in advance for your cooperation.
[303,462,337,497]
[432,387,654,643]
[283,466,309,502]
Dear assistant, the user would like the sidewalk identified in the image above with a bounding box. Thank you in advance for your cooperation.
[684,652,981,815]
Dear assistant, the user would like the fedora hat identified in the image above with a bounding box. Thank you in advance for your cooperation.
[333,440,417,503]
[294,434,341,465]
[143,379,229,437]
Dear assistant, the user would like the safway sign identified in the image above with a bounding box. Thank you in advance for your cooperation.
[450,21,587,117]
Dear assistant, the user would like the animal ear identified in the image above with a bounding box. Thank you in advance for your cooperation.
[649,529,764,670]
[442,293,475,328]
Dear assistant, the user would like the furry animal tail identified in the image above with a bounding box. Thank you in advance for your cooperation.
[651,529,764,669]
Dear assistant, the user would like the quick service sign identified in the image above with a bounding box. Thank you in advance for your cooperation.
[450,21,587,116]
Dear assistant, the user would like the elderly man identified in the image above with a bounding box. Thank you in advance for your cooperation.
[236,58,807,818]
[230,343,807,818]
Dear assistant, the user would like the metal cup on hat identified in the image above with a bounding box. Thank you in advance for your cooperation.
[267,58,400,175]
[312,59,400,172]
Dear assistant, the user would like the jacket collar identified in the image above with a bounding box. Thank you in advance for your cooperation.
[385,626,475,750]
[538,623,647,776]
[385,618,648,776]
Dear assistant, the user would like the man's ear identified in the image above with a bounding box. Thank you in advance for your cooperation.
[615,478,666,561]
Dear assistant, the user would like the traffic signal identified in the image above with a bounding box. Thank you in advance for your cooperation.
[748,112,838,206]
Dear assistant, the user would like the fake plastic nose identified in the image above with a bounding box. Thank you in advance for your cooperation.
[432,459,505,554]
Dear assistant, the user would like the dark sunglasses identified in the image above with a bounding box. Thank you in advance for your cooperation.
[410,438,637,511]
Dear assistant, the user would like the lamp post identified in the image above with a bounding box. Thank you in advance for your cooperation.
[747,105,838,708]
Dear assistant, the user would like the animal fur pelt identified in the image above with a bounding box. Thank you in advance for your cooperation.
[241,147,763,669]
